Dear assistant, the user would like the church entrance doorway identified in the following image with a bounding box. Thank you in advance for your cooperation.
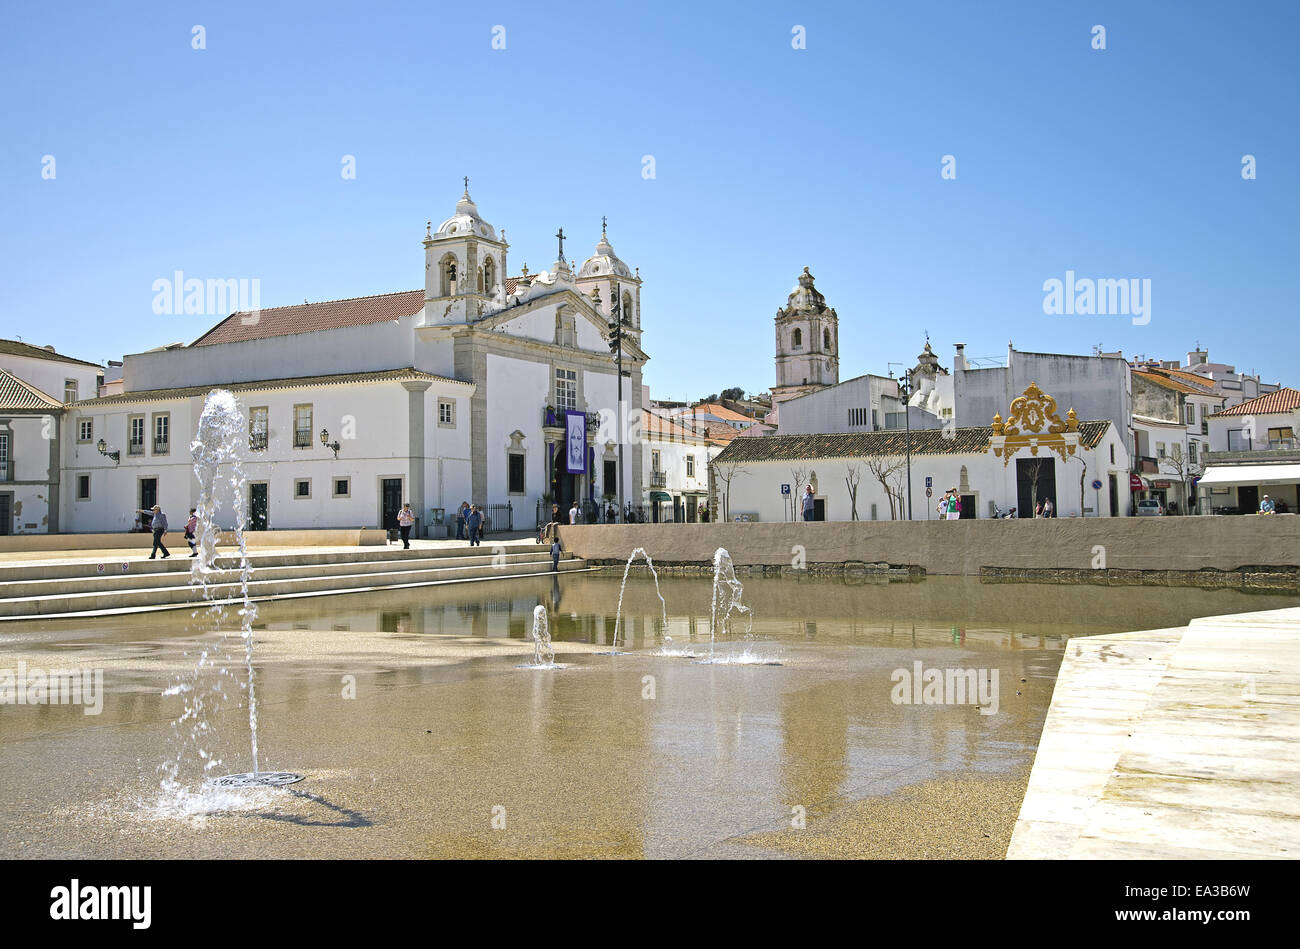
[380,478,403,534]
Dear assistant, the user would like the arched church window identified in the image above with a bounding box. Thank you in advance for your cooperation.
[622,291,634,325]
[484,257,496,295]
[823,328,831,350]
[792,328,802,348]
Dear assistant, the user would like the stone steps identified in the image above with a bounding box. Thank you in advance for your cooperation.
[0,546,585,619]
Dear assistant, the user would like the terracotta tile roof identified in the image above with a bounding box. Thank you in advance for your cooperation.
[70,368,468,407]
[643,410,707,441]
[0,368,63,410]
[192,279,526,348]
[1133,369,1218,396]
[714,420,1111,464]
[1210,387,1300,417]
[191,290,427,346]
[1163,368,1217,392]
[0,338,102,369]
[687,402,754,423]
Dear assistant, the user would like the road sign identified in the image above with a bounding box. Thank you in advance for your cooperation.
[1091,479,1102,490]
[925,476,932,488]
[780,484,791,496]
[926,487,933,498]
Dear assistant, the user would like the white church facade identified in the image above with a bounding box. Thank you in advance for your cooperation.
[60,187,647,535]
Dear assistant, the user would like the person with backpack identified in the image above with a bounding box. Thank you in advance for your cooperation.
[184,508,199,557]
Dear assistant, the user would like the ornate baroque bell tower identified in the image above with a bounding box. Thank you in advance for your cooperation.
[772,267,839,406]
[421,180,508,325]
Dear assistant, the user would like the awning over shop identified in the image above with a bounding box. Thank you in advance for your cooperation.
[1197,464,1300,487]
[649,491,672,502]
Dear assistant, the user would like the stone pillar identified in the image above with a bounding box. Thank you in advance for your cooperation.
[403,381,432,532]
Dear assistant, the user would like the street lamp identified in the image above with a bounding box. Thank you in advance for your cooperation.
[894,371,914,520]
[95,438,120,464]
[607,276,626,522]
[319,428,341,459]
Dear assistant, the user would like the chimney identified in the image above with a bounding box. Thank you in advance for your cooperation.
[953,343,966,371]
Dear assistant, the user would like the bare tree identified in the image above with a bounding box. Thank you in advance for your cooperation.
[1023,457,1047,514]
[711,458,749,523]
[844,462,863,521]
[1067,453,1087,517]
[787,465,808,521]
[1159,442,1199,515]
[865,454,906,520]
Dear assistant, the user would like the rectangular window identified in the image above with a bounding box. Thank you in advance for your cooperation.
[437,399,455,428]
[686,454,695,478]
[603,459,617,494]
[64,379,78,403]
[332,477,350,498]
[1185,404,1196,425]
[1201,404,1209,435]
[1188,441,1198,464]
[249,406,269,451]
[651,450,661,471]
[78,419,93,443]
[1267,427,1295,450]
[1156,442,1166,459]
[555,368,577,412]
[0,433,9,482]
[1110,444,1115,464]
[508,453,526,494]
[294,478,311,499]
[152,413,170,454]
[128,416,146,455]
[293,404,313,448]
[77,474,91,500]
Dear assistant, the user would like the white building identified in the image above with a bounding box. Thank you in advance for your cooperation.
[61,187,648,535]
[1199,387,1300,514]
[642,408,725,523]
[713,384,1131,521]
[1130,368,1224,513]
[0,340,104,535]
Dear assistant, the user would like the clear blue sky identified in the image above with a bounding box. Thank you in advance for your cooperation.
[2,1,1296,399]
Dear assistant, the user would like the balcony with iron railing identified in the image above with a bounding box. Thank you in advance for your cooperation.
[128,440,145,456]
[1203,446,1300,465]
[153,438,169,455]
[650,471,667,488]
[249,431,269,451]
[293,427,312,448]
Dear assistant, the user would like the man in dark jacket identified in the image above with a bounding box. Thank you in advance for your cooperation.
[138,504,170,559]
[465,505,483,547]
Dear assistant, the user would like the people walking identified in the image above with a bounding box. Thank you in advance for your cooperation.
[465,505,482,547]
[397,503,415,549]
[1042,497,1054,518]
[184,508,198,557]
[138,505,170,559]
[802,485,815,521]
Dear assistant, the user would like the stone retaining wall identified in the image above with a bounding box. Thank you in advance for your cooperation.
[559,518,1300,581]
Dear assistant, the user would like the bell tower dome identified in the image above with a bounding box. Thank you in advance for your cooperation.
[576,217,642,346]
[772,267,839,405]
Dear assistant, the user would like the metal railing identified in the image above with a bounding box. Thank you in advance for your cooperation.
[128,441,145,456]
[153,438,169,454]
[480,502,513,533]
[650,471,667,487]
[249,431,268,451]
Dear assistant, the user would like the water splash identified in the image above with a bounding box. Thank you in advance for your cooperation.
[531,604,555,666]
[606,547,667,654]
[189,389,263,775]
[705,547,752,661]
